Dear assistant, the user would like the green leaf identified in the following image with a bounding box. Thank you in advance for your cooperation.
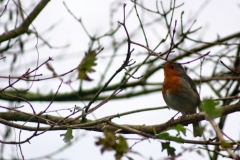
[166,124,186,136]
[95,130,129,159]
[161,142,176,157]
[200,99,223,120]
[63,123,74,143]
[153,128,157,135]
[157,132,184,143]
[115,136,128,159]
[77,50,97,81]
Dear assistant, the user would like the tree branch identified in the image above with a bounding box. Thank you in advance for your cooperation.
[0,101,239,135]
[0,0,50,43]
[1,75,240,102]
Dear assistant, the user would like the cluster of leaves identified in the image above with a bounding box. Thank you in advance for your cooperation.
[156,124,186,157]
[95,130,129,159]
[201,99,233,149]
[45,50,97,81]
[200,99,223,120]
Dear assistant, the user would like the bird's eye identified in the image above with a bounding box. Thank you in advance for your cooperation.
[170,65,175,69]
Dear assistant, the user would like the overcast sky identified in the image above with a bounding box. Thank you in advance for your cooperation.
[1,0,240,160]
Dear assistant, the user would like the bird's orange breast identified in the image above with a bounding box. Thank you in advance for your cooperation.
[162,75,182,95]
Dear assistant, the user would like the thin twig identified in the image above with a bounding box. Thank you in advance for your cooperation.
[220,60,240,74]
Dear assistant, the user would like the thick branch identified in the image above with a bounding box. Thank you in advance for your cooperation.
[0,0,50,43]
[1,76,240,102]
[0,101,239,135]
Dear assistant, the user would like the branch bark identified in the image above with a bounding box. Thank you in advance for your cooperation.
[0,101,239,135]
[1,75,240,102]
[0,0,50,43]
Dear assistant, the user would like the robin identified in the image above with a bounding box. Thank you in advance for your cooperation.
[162,62,202,137]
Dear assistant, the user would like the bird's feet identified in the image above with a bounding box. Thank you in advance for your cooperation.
[166,112,181,126]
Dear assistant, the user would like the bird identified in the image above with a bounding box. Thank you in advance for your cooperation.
[162,62,202,137]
